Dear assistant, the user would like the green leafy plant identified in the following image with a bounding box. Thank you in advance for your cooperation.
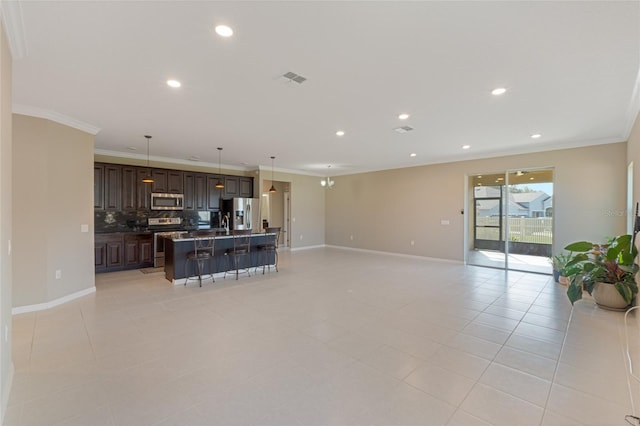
[550,252,572,275]
[564,234,639,305]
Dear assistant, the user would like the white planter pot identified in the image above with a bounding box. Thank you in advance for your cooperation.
[592,282,629,310]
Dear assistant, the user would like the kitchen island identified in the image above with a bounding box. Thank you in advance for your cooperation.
[163,232,276,283]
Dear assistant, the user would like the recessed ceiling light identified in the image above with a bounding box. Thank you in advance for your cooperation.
[478,175,482,178]
[530,177,535,181]
[410,153,417,157]
[393,126,414,133]
[167,80,181,88]
[462,145,471,150]
[215,25,233,37]
[398,113,410,120]
[491,87,507,96]
[336,130,345,137]
[531,133,542,139]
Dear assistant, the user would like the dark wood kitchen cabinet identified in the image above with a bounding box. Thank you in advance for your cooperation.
[104,164,122,211]
[95,161,253,212]
[94,163,122,211]
[96,233,152,272]
[223,176,239,198]
[239,177,253,198]
[207,175,223,210]
[184,172,208,210]
[95,233,123,272]
[124,234,153,268]
[121,166,137,211]
[151,170,183,194]
[94,164,105,210]
[137,168,152,210]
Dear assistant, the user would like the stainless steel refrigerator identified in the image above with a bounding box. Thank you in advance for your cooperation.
[222,198,261,231]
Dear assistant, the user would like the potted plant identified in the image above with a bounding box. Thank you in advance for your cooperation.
[550,252,572,283]
[564,234,639,310]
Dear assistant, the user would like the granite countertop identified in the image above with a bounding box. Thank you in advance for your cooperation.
[95,229,154,235]
[170,231,274,242]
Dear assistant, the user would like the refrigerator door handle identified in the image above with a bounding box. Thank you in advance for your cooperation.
[246,202,251,229]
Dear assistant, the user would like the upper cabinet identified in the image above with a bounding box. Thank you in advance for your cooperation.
[224,176,239,198]
[151,170,183,194]
[137,168,152,210]
[239,177,253,198]
[207,175,223,210]
[94,162,252,211]
[94,164,105,210]
[104,164,122,211]
[184,172,208,211]
[121,166,138,211]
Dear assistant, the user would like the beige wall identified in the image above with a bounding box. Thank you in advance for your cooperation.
[0,18,13,422]
[628,112,640,213]
[261,181,288,231]
[326,143,628,261]
[12,115,95,308]
[257,169,324,249]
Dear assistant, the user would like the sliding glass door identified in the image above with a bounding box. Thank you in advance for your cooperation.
[470,173,507,269]
[468,169,554,274]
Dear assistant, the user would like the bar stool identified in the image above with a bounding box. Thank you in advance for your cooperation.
[256,227,280,274]
[224,229,252,280]
[184,231,216,287]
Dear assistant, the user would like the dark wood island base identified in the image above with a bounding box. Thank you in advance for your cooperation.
[163,232,276,284]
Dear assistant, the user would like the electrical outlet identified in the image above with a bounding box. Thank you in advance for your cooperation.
[4,325,8,343]
[81,224,89,233]
[55,270,62,279]
[7,239,11,256]
[299,235,303,240]
[410,240,415,246]
[350,235,354,241]
[441,219,450,225]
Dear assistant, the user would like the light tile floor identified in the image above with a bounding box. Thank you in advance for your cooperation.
[5,247,640,425]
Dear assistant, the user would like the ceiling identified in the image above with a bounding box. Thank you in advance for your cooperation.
[6,1,640,176]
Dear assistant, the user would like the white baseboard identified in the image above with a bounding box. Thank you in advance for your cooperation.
[12,287,96,315]
[324,244,463,264]
[290,244,326,252]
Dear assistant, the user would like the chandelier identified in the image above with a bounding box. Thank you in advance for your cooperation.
[320,165,335,189]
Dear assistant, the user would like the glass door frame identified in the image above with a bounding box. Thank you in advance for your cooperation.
[465,167,555,273]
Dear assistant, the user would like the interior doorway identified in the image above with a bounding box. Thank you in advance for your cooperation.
[467,168,554,274]
[261,180,291,248]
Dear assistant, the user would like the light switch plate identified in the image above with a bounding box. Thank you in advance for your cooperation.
[81,224,89,233]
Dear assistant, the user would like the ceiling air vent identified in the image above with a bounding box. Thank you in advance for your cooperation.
[393,126,414,133]
[282,71,307,84]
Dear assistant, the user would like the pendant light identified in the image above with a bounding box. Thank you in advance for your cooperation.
[141,135,154,183]
[215,147,224,189]
[269,156,277,193]
[320,165,335,188]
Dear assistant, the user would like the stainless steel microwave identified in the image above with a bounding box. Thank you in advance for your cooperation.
[151,193,184,210]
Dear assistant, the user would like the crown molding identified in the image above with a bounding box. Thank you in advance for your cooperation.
[94,149,250,172]
[257,164,324,177]
[13,104,101,135]
[1,0,27,59]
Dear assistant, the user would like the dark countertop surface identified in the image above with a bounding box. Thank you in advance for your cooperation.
[95,229,154,235]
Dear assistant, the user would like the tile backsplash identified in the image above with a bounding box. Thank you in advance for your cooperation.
[95,210,201,232]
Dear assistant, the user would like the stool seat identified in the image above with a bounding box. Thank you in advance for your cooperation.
[224,229,252,280]
[184,232,216,287]
[257,227,280,274]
